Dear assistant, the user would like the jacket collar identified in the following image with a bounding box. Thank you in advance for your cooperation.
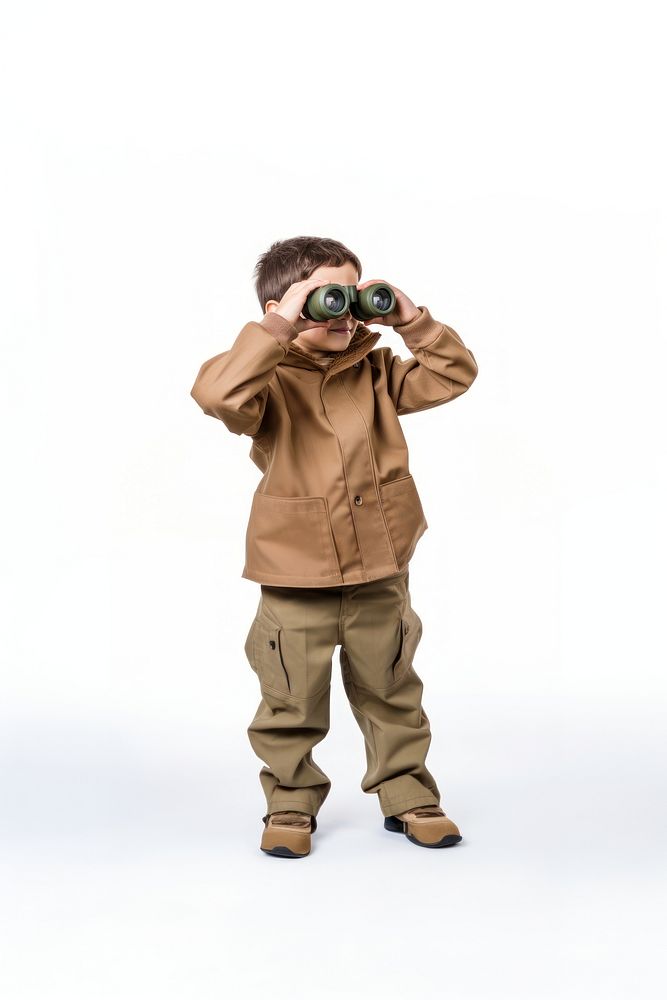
[279,324,382,384]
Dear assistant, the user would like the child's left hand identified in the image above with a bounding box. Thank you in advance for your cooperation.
[356,279,420,326]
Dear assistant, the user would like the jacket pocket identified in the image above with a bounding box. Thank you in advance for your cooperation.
[379,474,428,568]
[391,602,423,683]
[244,492,341,580]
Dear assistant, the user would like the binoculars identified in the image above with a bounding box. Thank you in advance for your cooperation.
[300,282,396,323]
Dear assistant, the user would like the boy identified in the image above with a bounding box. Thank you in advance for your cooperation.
[190,236,478,858]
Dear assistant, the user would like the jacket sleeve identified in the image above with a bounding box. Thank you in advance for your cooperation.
[190,312,297,436]
[379,305,478,416]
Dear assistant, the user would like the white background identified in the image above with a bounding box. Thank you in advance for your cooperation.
[1,1,666,997]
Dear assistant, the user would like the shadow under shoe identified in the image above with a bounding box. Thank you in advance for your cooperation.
[260,810,318,858]
[384,805,462,848]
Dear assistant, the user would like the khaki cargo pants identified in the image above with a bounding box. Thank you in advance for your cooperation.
[243,567,442,820]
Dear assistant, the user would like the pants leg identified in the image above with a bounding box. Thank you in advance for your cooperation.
[244,583,340,819]
[338,569,442,817]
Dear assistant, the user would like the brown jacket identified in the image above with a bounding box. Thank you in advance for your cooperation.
[190,305,478,587]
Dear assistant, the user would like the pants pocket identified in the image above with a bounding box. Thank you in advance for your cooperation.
[246,613,292,694]
[391,601,423,684]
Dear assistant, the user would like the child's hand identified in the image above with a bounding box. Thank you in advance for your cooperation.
[270,277,335,334]
[356,279,420,326]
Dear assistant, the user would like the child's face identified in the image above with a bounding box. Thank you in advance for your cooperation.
[292,262,362,358]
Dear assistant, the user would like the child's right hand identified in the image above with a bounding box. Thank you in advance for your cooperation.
[271,277,337,334]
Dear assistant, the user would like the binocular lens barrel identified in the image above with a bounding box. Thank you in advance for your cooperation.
[302,282,396,322]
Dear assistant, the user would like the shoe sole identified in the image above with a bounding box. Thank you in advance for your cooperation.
[260,845,310,858]
[384,814,462,848]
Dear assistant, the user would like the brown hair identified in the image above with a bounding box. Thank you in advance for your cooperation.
[253,236,363,313]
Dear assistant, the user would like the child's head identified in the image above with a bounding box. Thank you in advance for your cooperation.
[254,236,364,358]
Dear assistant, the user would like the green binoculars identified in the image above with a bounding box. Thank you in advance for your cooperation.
[300,282,396,323]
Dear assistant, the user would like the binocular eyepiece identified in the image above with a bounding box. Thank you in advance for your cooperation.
[300,282,396,323]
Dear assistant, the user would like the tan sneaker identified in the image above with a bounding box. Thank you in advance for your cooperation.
[260,810,317,857]
[384,804,462,848]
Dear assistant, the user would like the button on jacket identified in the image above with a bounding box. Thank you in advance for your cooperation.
[190,305,478,588]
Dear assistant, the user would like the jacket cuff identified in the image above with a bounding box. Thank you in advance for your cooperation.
[259,311,298,348]
[393,305,444,350]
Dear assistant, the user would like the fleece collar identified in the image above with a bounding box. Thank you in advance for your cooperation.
[279,324,382,382]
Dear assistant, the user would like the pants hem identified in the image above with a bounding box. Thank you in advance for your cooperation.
[379,792,440,817]
[267,798,321,816]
